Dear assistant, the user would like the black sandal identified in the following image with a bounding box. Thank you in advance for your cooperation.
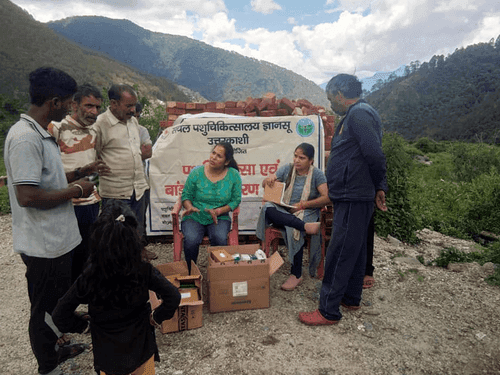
[57,343,86,365]
[57,334,71,347]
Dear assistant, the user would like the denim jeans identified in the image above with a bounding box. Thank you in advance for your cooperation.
[319,201,374,321]
[181,218,231,271]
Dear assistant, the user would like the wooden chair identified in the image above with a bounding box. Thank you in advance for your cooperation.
[261,206,332,279]
[171,197,240,262]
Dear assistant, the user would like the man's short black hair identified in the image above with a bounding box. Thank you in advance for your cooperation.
[108,84,137,102]
[29,67,77,106]
[326,74,362,99]
[73,83,102,104]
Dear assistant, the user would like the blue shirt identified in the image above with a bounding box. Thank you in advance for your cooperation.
[327,100,387,202]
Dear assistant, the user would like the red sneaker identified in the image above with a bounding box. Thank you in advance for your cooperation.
[298,309,339,326]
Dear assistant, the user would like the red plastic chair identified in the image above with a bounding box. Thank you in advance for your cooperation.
[262,206,331,279]
[171,196,240,262]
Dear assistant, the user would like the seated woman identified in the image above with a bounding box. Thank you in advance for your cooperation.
[181,142,242,271]
[256,143,330,291]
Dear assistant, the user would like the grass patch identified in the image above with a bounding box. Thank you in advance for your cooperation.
[431,244,500,286]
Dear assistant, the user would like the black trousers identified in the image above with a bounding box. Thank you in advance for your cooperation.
[265,207,306,278]
[21,250,73,374]
[73,203,99,282]
[365,211,375,276]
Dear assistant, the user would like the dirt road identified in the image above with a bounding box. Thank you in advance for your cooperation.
[1,214,499,375]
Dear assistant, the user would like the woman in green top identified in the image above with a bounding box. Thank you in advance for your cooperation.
[181,142,242,269]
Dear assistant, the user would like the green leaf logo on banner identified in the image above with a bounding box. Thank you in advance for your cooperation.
[296,118,315,138]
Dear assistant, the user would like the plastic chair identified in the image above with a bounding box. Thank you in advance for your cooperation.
[171,197,240,262]
[262,206,331,279]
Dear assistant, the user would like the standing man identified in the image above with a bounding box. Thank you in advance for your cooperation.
[94,84,149,241]
[4,67,95,375]
[134,102,157,259]
[299,74,388,325]
[48,83,111,281]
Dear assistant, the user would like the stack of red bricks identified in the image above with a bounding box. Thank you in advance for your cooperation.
[161,92,336,149]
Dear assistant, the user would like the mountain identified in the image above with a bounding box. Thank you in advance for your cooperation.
[46,16,329,107]
[0,0,189,102]
[360,66,406,93]
[319,66,406,94]
[366,38,500,141]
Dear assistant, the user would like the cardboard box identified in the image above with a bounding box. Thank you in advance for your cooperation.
[263,182,294,208]
[207,244,284,313]
[149,261,203,334]
[210,248,233,263]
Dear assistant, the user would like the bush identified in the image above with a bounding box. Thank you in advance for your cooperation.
[432,243,500,286]
[450,142,500,182]
[433,246,483,268]
[0,186,10,215]
[375,132,419,244]
[464,172,500,235]
[1,93,28,155]
[413,137,443,153]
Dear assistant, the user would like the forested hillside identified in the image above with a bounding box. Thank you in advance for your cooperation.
[366,37,500,142]
[47,16,330,107]
[0,0,189,102]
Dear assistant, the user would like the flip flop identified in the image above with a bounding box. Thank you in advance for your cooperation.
[363,275,375,289]
[75,311,90,321]
[57,343,86,365]
[57,334,71,347]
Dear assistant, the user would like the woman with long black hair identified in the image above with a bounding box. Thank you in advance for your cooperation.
[256,143,330,290]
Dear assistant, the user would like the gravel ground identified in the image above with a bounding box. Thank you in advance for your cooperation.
[1,213,499,375]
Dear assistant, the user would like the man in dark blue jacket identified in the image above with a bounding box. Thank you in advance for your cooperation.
[299,74,388,325]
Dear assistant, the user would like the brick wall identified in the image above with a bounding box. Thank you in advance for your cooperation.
[162,92,336,155]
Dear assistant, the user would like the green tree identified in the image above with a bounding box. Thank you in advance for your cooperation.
[375,132,419,244]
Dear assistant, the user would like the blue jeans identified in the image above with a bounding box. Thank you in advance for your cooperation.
[181,218,231,270]
[319,201,374,321]
[102,191,146,240]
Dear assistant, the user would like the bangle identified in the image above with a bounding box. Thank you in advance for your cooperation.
[150,311,161,328]
[73,184,84,198]
[82,321,90,334]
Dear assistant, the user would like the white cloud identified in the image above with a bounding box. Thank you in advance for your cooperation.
[198,12,237,43]
[250,0,282,15]
[11,0,227,37]
[9,0,500,84]
[326,0,375,13]
[434,0,477,13]
[461,15,500,46]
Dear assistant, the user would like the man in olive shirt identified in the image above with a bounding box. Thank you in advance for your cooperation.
[94,84,149,239]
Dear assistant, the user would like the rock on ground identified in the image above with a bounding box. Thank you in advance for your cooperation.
[0,215,499,375]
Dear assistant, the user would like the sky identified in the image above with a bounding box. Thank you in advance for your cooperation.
[10,0,500,85]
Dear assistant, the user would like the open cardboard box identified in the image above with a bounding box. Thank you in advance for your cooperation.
[149,260,203,334]
[207,244,284,313]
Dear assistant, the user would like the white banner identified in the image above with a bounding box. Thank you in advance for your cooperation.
[146,113,325,235]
